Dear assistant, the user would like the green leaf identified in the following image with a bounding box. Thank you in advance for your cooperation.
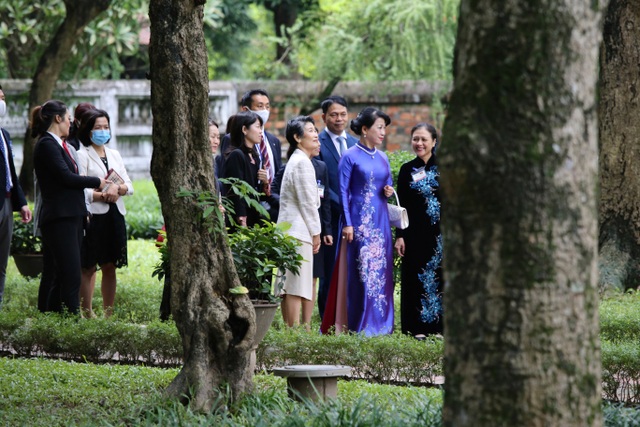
[229,286,249,295]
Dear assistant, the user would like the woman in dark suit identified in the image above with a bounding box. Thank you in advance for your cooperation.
[31,100,110,315]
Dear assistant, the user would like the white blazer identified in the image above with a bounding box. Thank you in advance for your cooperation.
[77,144,133,215]
[277,149,321,244]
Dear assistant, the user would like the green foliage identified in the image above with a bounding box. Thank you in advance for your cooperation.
[0,0,147,79]
[10,211,41,254]
[176,180,302,301]
[388,149,416,187]
[0,356,443,426]
[603,401,640,426]
[257,328,443,385]
[124,180,164,239]
[204,0,256,79]
[228,220,303,301]
[601,339,640,404]
[293,0,459,82]
[600,289,640,342]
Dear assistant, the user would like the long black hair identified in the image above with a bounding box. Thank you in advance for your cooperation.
[30,100,68,138]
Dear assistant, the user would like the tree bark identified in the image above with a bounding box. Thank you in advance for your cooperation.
[440,1,605,425]
[148,0,255,412]
[599,0,640,292]
[19,0,112,198]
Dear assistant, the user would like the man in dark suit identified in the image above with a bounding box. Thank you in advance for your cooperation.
[219,89,282,220]
[316,95,357,319]
[0,85,32,308]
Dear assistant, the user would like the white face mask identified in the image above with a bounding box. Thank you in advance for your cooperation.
[251,109,269,126]
[0,100,6,118]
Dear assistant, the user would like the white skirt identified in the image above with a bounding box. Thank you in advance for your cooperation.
[280,240,313,300]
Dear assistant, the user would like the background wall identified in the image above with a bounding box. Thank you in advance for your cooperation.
[0,79,447,178]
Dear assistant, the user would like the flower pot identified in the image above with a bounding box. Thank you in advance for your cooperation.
[248,300,278,374]
[252,300,278,347]
[12,253,44,278]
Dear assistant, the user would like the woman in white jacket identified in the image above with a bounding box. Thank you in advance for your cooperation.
[277,116,321,328]
[77,109,133,317]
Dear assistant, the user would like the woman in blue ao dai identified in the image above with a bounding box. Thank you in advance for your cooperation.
[321,107,395,336]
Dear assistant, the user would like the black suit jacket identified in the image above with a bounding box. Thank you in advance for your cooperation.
[33,133,101,227]
[0,128,27,212]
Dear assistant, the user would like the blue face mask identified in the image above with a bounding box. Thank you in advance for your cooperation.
[91,130,111,146]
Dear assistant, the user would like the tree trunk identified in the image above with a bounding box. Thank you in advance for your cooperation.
[440,1,605,425]
[19,0,112,198]
[599,0,640,292]
[148,0,255,412]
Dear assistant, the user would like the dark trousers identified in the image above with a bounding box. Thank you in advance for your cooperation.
[37,241,55,312]
[318,209,341,319]
[40,216,83,315]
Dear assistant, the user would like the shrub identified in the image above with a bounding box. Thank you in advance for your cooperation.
[124,180,164,239]
[257,328,443,385]
[601,339,640,404]
[600,290,640,342]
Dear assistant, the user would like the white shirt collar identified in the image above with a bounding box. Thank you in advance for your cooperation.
[325,129,347,143]
[47,131,64,147]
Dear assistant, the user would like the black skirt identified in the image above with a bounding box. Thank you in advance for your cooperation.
[81,204,128,269]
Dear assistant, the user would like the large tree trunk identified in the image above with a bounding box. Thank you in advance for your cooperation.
[440,1,605,425]
[148,0,255,412]
[599,0,640,292]
[19,0,112,198]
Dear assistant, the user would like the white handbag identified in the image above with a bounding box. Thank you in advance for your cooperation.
[387,189,409,229]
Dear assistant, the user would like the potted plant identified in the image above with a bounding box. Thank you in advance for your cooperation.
[155,184,303,335]
[10,212,43,278]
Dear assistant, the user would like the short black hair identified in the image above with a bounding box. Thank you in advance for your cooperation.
[285,115,315,159]
[78,109,111,147]
[240,89,270,109]
[320,95,348,114]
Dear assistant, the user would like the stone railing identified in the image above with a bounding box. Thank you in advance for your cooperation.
[0,79,446,178]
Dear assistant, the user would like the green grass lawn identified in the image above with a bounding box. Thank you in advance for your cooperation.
[0,357,443,426]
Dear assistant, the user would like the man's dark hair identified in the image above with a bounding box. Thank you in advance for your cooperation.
[240,89,270,109]
[320,95,348,114]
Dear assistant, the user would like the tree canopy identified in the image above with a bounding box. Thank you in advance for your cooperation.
[0,0,459,83]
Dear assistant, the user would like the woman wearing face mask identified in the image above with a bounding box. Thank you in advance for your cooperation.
[76,109,133,318]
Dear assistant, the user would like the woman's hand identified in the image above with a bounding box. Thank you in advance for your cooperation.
[341,226,354,243]
[103,184,119,203]
[384,185,394,198]
[394,237,405,257]
[312,234,321,254]
[98,178,108,190]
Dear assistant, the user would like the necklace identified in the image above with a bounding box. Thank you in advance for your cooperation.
[356,142,376,158]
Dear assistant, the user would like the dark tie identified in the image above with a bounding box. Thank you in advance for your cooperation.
[62,140,78,173]
[0,133,11,192]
